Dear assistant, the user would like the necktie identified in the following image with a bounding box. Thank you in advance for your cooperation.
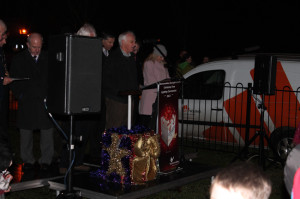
[33,56,37,63]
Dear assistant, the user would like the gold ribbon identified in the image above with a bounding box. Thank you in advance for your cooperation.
[131,133,160,184]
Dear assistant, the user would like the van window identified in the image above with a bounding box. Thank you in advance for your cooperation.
[183,70,225,100]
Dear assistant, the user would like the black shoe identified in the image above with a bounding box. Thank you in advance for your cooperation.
[23,163,34,170]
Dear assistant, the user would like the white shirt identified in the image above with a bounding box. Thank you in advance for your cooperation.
[102,48,109,57]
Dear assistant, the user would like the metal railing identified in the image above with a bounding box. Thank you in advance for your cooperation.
[179,82,300,157]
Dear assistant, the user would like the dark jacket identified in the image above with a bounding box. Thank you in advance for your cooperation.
[0,48,5,101]
[9,49,52,130]
[103,48,138,103]
[102,51,108,66]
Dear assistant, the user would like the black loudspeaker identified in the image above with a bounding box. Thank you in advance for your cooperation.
[47,34,102,115]
[253,55,277,95]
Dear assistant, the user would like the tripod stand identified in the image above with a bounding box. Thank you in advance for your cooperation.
[233,93,272,170]
[57,115,82,199]
[249,94,271,168]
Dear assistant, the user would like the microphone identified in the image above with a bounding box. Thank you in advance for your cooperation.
[142,38,160,44]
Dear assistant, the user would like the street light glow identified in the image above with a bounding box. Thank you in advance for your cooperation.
[19,28,28,35]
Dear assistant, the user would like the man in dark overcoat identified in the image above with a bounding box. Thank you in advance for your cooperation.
[10,33,54,170]
[0,19,13,147]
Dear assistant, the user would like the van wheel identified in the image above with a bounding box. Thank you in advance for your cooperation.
[270,128,295,163]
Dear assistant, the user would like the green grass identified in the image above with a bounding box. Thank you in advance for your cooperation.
[5,127,290,199]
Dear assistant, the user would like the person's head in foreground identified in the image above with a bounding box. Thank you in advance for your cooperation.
[210,162,272,199]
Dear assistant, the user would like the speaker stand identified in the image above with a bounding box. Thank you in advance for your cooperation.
[255,94,270,168]
[232,94,272,170]
[57,115,82,199]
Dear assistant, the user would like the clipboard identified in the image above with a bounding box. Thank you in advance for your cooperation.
[10,77,30,81]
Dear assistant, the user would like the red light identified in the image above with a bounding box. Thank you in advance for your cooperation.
[19,28,28,35]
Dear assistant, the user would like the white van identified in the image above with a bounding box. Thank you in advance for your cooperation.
[179,54,300,161]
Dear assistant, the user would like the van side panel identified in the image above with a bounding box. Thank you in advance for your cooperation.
[224,90,268,145]
[202,125,236,143]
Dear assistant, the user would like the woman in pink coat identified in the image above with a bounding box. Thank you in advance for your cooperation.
[139,44,170,128]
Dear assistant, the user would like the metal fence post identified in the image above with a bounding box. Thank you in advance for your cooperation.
[244,83,252,156]
[180,80,185,161]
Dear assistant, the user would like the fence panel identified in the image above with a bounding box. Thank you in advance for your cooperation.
[179,81,300,159]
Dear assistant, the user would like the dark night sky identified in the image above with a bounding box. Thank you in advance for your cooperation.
[3,0,300,64]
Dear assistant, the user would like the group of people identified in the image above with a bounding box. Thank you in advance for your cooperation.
[6,19,300,199]
[0,18,174,180]
[2,19,274,199]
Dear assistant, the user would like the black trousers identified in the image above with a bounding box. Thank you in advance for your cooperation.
[0,86,11,151]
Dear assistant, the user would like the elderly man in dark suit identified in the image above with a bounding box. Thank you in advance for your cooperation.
[10,33,54,171]
[103,31,138,129]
